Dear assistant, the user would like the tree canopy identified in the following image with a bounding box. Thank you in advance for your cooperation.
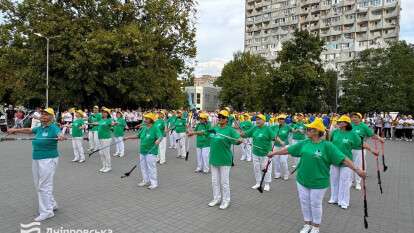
[0,0,197,109]
[340,41,414,113]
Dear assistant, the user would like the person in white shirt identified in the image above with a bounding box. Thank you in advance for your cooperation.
[61,110,73,135]
[404,115,413,142]
[31,107,42,129]
[395,116,404,140]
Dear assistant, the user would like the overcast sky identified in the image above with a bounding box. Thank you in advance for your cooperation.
[194,0,414,77]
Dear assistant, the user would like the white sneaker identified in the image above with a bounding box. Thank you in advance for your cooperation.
[251,183,260,189]
[274,175,281,179]
[118,154,124,158]
[240,158,246,161]
[34,212,54,222]
[328,200,337,204]
[99,167,105,172]
[264,184,270,192]
[299,224,312,233]
[246,158,252,162]
[309,226,320,233]
[147,185,158,190]
[72,158,79,162]
[219,201,230,210]
[208,199,221,207]
[340,205,348,209]
[160,161,166,165]
[194,169,202,173]
[138,181,149,187]
[78,159,85,163]
[355,183,362,190]
[283,175,289,180]
[102,167,112,173]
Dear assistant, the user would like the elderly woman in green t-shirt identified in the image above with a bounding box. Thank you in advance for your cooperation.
[206,109,242,210]
[239,114,275,192]
[268,118,366,233]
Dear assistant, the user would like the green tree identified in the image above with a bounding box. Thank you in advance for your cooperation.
[340,41,414,113]
[0,0,197,109]
[274,29,329,113]
[215,51,272,111]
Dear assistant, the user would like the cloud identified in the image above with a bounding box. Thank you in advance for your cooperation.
[195,0,244,76]
[401,1,414,43]
[194,58,228,76]
[195,0,412,76]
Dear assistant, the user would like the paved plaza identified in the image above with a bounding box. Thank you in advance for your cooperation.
[0,135,413,233]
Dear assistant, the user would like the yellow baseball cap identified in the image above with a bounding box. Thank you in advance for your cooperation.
[352,112,363,119]
[76,109,85,116]
[278,114,287,119]
[256,114,266,121]
[218,110,229,117]
[337,115,351,124]
[101,107,111,114]
[144,112,157,121]
[42,108,55,116]
[305,118,326,132]
[93,105,99,109]
[199,112,209,119]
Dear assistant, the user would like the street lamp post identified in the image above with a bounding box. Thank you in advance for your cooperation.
[34,33,60,108]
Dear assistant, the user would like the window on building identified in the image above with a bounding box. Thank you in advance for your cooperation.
[196,93,201,104]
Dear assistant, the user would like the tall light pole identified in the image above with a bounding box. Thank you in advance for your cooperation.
[34,33,61,108]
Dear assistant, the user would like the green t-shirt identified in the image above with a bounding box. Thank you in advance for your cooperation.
[292,122,306,140]
[288,139,346,189]
[167,115,177,128]
[154,119,166,137]
[330,129,361,164]
[244,125,275,157]
[174,117,187,133]
[71,119,84,137]
[208,126,240,166]
[195,122,211,148]
[97,118,113,139]
[138,125,162,155]
[113,118,127,137]
[240,120,254,132]
[272,124,291,146]
[88,113,102,131]
[31,123,61,160]
[351,122,374,148]
[227,115,235,127]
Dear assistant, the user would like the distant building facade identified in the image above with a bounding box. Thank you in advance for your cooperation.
[185,75,221,111]
[244,0,401,70]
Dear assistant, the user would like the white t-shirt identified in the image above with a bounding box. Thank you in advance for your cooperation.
[62,112,73,122]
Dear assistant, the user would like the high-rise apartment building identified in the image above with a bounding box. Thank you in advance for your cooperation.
[244,0,400,69]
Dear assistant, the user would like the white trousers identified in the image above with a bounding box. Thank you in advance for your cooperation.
[139,154,158,186]
[253,155,272,183]
[211,166,231,202]
[352,149,366,185]
[297,182,327,225]
[169,131,177,148]
[158,137,166,163]
[241,138,252,161]
[99,139,112,169]
[196,147,210,172]
[272,147,289,177]
[72,137,85,160]
[32,158,59,217]
[114,137,124,156]
[88,131,99,150]
[329,165,352,207]
[177,132,186,158]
